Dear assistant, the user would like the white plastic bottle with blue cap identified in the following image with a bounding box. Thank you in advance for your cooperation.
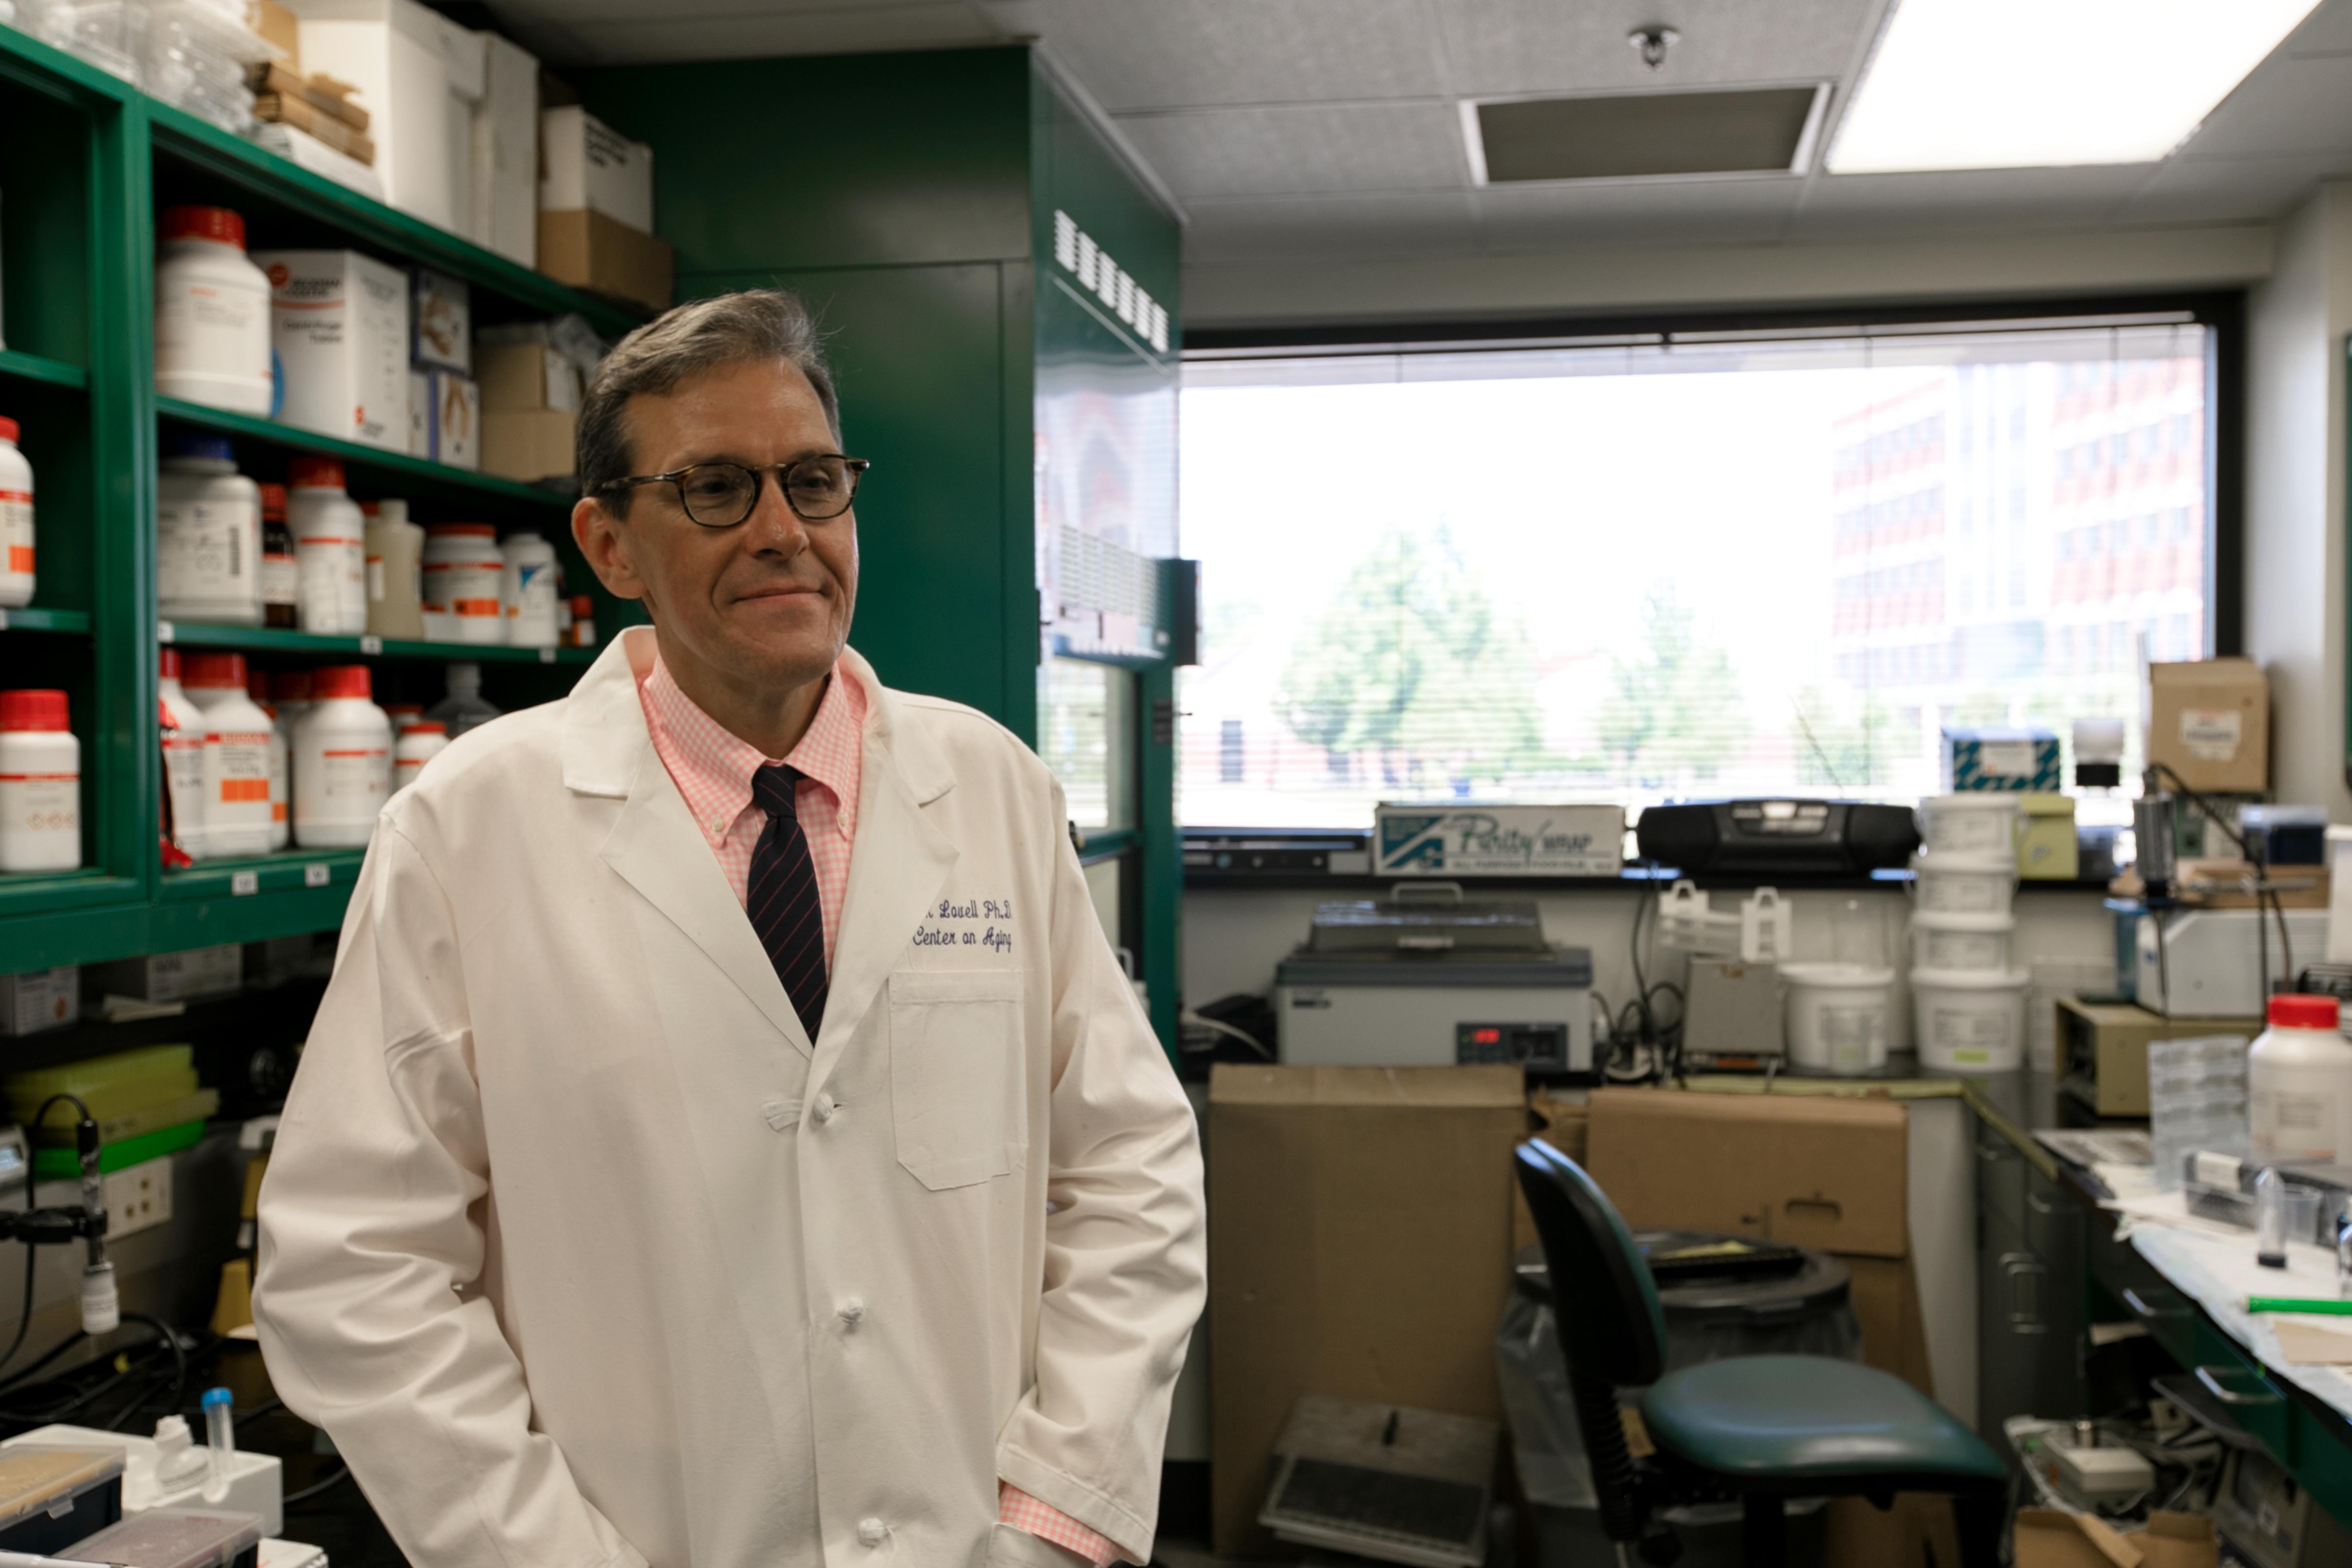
[200,1387,234,1503]
[156,433,262,626]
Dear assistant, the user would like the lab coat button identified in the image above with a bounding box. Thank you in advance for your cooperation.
[857,1518,885,1547]
[838,1297,865,1326]
[814,1093,837,1124]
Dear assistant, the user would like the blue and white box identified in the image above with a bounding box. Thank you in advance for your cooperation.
[1941,726,2061,793]
[1375,803,1625,878]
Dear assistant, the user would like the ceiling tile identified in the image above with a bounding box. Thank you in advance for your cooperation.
[2178,53,2352,159]
[1112,102,1468,198]
[547,2,1000,62]
[1472,177,1800,251]
[2284,0,2352,55]
[1018,0,1446,110]
[2115,152,2352,225]
[1183,192,1478,263]
[1784,166,2150,240]
[1438,0,1875,99]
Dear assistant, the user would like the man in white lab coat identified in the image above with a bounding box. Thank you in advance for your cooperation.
[254,290,1206,1568]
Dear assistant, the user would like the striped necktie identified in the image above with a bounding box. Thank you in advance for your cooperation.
[747,762,828,1040]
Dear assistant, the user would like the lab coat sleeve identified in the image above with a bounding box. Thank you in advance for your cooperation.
[254,821,649,1568]
[994,781,1207,1565]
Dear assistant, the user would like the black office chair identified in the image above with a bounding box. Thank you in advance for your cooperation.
[1513,1139,2007,1567]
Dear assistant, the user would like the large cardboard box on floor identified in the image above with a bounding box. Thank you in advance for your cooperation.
[1588,1088,1954,1568]
[2147,658,2269,794]
[1209,1064,1525,1558]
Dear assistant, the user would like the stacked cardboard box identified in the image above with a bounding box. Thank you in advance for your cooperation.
[477,323,586,481]
[247,59,375,164]
[538,105,672,314]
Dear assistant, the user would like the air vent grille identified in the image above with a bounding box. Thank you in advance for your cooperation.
[1474,87,1822,183]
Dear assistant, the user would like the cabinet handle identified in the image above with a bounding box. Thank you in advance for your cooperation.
[2194,1364,2282,1407]
[2003,1252,2049,1331]
[2123,1286,2190,1321]
[2028,1189,2056,1216]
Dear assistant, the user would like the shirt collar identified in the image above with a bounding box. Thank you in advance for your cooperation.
[638,650,866,846]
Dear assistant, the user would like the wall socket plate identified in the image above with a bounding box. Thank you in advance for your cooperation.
[104,1159,172,1240]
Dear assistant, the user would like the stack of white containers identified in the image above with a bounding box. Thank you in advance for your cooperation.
[1912,794,2030,1073]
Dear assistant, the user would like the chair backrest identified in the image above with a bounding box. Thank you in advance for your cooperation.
[1513,1140,1667,1387]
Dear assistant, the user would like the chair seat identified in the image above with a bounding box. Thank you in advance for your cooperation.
[1640,1355,2004,1485]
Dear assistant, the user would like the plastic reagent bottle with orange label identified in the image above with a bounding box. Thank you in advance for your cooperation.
[180,652,274,859]
[158,650,209,859]
[293,665,391,847]
[0,418,34,609]
[288,457,366,635]
[0,689,78,872]
[423,524,506,644]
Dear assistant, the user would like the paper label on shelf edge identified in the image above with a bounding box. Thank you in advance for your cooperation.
[304,863,329,887]
[230,871,259,896]
[2180,708,2243,761]
[360,635,383,654]
[157,620,175,643]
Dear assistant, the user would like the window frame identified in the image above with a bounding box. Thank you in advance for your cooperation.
[1179,291,2246,849]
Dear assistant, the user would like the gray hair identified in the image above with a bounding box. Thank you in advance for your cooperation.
[576,289,842,510]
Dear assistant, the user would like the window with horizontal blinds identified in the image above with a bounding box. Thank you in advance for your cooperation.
[1177,317,2212,830]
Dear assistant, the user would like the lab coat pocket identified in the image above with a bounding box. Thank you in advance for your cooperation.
[982,1522,1088,1568]
[889,969,1025,1191]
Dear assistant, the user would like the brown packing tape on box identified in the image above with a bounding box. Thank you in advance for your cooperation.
[1207,1064,1527,1558]
[481,409,577,483]
[538,209,672,316]
[253,95,375,165]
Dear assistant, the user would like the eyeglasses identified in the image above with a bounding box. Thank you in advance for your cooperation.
[596,455,871,528]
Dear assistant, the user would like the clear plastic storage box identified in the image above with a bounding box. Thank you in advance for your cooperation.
[0,1445,125,1556]
[64,1507,264,1568]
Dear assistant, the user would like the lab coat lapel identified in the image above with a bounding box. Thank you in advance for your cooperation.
[574,631,812,1057]
[808,672,957,1092]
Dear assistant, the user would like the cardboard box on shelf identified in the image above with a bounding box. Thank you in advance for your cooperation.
[411,267,469,372]
[472,33,540,268]
[482,407,575,482]
[423,368,479,470]
[90,945,242,1004]
[247,0,298,60]
[539,105,653,231]
[252,92,375,163]
[290,0,484,234]
[1208,1064,1525,1558]
[537,209,671,315]
[0,968,79,1037]
[245,61,371,130]
[254,248,410,450]
[476,340,579,411]
[2148,658,2269,794]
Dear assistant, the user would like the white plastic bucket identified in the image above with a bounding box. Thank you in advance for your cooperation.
[1914,967,2030,1074]
[1918,793,2020,856]
[1911,850,2016,915]
[1782,962,1895,1075]
[1910,911,2016,972]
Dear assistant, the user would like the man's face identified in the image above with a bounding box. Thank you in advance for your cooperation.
[573,358,857,695]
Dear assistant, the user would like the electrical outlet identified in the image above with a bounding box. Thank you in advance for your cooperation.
[104,1160,172,1240]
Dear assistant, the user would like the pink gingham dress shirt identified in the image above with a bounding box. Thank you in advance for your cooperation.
[635,648,1123,1568]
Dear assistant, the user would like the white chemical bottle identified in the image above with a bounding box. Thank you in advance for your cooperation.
[425,661,501,738]
[156,432,262,625]
[293,664,391,847]
[154,206,273,416]
[0,689,79,873]
[392,720,448,794]
[2250,994,2352,1164]
[157,649,209,860]
[288,457,367,634]
[245,667,289,851]
[0,416,34,609]
[180,652,274,859]
[500,530,559,647]
[422,524,506,644]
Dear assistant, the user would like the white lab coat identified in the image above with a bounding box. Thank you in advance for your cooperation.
[254,630,1205,1568]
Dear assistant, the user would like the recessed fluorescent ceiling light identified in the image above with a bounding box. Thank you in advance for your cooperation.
[1827,0,2323,173]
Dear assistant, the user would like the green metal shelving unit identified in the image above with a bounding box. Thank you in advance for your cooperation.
[0,20,640,973]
